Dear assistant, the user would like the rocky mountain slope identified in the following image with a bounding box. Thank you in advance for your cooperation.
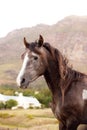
[0,15,87,85]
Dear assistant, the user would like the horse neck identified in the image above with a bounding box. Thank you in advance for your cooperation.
[44,59,61,95]
[43,59,81,96]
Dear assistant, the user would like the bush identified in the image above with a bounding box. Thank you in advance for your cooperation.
[5,99,18,109]
[27,114,34,119]
[0,102,5,109]
[34,88,52,107]
[23,89,34,96]
[0,113,14,118]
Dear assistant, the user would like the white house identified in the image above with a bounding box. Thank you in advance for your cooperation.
[0,93,41,109]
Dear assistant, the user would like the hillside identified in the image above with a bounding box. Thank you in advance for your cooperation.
[0,15,87,86]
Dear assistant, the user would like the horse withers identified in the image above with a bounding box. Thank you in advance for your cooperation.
[16,35,87,130]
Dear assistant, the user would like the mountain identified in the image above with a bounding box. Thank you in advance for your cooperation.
[0,15,87,85]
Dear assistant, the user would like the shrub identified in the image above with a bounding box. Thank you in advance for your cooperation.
[0,113,14,118]
[34,88,52,107]
[0,102,5,109]
[5,99,18,109]
[23,89,34,96]
[27,114,34,119]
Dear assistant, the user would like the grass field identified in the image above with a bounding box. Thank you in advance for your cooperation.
[0,108,58,130]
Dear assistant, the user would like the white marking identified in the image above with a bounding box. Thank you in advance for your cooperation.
[32,52,39,57]
[16,53,29,86]
[82,89,87,100]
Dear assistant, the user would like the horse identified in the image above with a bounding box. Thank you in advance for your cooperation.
[16,35,87,130]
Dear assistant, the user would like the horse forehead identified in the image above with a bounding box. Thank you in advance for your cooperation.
[26,46,47,59]
[27,51,40,58]
[25,49,38,56]
[31,52,39,57]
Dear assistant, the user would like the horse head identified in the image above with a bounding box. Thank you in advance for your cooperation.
[16,35,50,88]
[16,35,68,89]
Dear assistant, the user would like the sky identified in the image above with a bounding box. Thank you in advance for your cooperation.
[0,0,87,37]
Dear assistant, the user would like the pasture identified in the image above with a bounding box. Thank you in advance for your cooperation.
[0,108,58,130]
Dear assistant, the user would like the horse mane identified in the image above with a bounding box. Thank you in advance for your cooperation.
[43,42,85,104]
[43,42,84,90]
[43,43,69,78]
[27,41,85,105]
[29,41,84,88]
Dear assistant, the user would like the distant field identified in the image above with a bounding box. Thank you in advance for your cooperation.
[0,108,58,130]
[0,60,21,84]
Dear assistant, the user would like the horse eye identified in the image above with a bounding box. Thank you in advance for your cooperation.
[34,56,38,60]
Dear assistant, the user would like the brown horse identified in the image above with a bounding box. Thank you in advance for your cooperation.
[16,35,87,130]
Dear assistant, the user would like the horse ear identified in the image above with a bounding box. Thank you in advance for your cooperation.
[38,35,44,47]
[23,37,30,48]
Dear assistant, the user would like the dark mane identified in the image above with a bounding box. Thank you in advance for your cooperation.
[43,42,85,94]
[29,41,85,92]
[25,41,85,101]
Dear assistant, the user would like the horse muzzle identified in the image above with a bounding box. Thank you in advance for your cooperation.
[16,77,29,89]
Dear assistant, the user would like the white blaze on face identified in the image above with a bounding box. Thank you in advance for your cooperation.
[16,53,29,86]
[82,89,87,100]
[32,52,39,57]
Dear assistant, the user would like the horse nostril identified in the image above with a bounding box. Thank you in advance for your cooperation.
[21,78,25,84]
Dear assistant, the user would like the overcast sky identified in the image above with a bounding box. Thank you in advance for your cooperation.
[0,0,87,37]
